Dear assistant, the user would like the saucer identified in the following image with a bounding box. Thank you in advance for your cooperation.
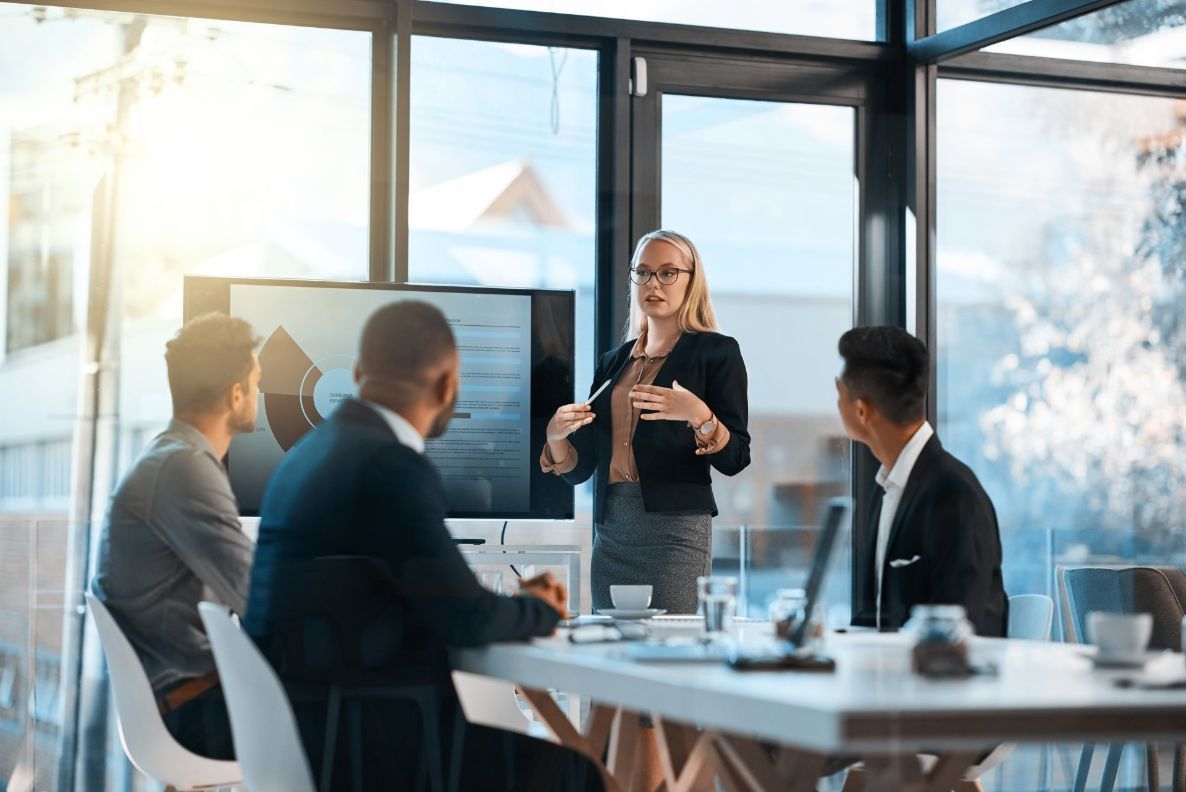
[1091,651,1153,669]
[597,608,667,620]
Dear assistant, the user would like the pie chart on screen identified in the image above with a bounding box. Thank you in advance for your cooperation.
[258,325,356,451]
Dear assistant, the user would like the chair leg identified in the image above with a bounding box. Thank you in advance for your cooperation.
[1100,743,1123,792]
[447,708,466,792]
[1073,744,1094,792]
[1147,743,1161,792]
[350,701,363,792]
[321,686,343,792]
[1173,743,1186,792]
[417,692,444,792]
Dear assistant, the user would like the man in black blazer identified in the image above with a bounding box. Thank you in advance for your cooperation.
[837,326,1007,637]
[245,301,597,790]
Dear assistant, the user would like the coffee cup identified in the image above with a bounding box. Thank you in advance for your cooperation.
[1086,611,1151,659]
[610,585,652,610]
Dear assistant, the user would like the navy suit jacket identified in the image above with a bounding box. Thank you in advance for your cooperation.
[852,435,1008,637]
[245,398,559,672]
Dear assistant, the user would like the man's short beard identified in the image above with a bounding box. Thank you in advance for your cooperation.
[427,393,457,439]
[230,405,255,435]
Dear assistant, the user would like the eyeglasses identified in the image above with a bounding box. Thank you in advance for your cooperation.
[629,266,693,285]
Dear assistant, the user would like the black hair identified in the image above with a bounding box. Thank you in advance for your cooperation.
[165,312,259,413]
[837,326,929,426]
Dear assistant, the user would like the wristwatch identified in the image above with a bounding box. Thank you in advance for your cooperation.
[695,415,717,436]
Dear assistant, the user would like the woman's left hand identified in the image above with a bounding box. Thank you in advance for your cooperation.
[631,380,712,425]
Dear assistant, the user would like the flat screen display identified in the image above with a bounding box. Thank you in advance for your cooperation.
[184,276,575,519]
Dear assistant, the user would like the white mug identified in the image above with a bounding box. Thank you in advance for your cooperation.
[1086,611,1151,658]
[610,585,652,610]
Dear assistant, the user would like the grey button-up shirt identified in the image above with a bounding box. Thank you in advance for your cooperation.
[91,419,253,692]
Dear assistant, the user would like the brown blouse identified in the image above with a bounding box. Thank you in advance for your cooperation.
[540,330,730,480]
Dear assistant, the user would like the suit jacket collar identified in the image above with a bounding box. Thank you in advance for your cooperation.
[335,398,395,436]
[358,400,425,453]
[884,433,945,557]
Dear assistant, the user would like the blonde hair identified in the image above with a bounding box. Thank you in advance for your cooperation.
[624,229,718,342]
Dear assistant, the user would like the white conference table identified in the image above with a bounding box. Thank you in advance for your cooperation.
[452,622,1186,792]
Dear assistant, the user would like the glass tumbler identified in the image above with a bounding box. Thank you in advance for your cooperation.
[697,575,738,642]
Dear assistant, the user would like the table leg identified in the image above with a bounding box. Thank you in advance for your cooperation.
[712,735,786,792]
[653,716,716,792]
[922,753,981,792]
[607,709,641,785]
[518,688,622,792]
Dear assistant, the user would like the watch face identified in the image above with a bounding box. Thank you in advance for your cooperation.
[699,420,715,435]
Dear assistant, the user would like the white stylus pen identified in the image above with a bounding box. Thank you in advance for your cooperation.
[584,378,612,405]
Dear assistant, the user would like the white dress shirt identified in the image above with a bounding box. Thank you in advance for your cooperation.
[874,420,934,627]
[360,400,425,454]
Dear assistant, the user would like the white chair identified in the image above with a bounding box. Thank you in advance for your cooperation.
[198,602,316,792]
[85,593,241,791]
[1007,593,1055,641]
[952,594,1057,787]
[452,671,554,742]
[451,672,577,792]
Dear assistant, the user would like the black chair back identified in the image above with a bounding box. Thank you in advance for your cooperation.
[255,555,434,682]
[1064,566,1185,651]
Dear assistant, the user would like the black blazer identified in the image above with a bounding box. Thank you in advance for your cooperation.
[245,399,559,770]
[561,331,750,523]
[852,435,1008,637]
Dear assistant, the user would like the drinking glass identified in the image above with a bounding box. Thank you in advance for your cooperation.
[697,575,738,642]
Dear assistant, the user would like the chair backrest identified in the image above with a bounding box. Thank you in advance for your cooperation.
[1007,594,1054,641]
[1063,566,1185,650]
[199,602,316,792]
[247,555,433,682]
[85,593,239,788]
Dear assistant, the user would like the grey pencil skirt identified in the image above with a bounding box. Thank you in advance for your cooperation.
[591,483,712,615]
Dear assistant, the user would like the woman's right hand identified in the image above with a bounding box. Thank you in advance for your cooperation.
[546,403,596,442]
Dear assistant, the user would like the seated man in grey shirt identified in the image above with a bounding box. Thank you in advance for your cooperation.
[91,312,260,759]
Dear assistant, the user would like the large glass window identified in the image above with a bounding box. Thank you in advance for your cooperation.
[660,95,857,618]
[0,4,371,786]
[424,0,877,41]
[938,0,1031,32]
[937,79,1186,602]
[409,36,598,598]
[987,0,1186,68]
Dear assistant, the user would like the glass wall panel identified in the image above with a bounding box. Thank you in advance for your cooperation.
[937,79,1186,605]
[660,95,856,619]
[1,4,371,786]
[424,0,877,41]
[408,36,597,598]
[987,0,1186,68]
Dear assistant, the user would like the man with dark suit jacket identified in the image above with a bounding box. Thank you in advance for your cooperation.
[836,326,1007,637]
[245,300,599,790]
